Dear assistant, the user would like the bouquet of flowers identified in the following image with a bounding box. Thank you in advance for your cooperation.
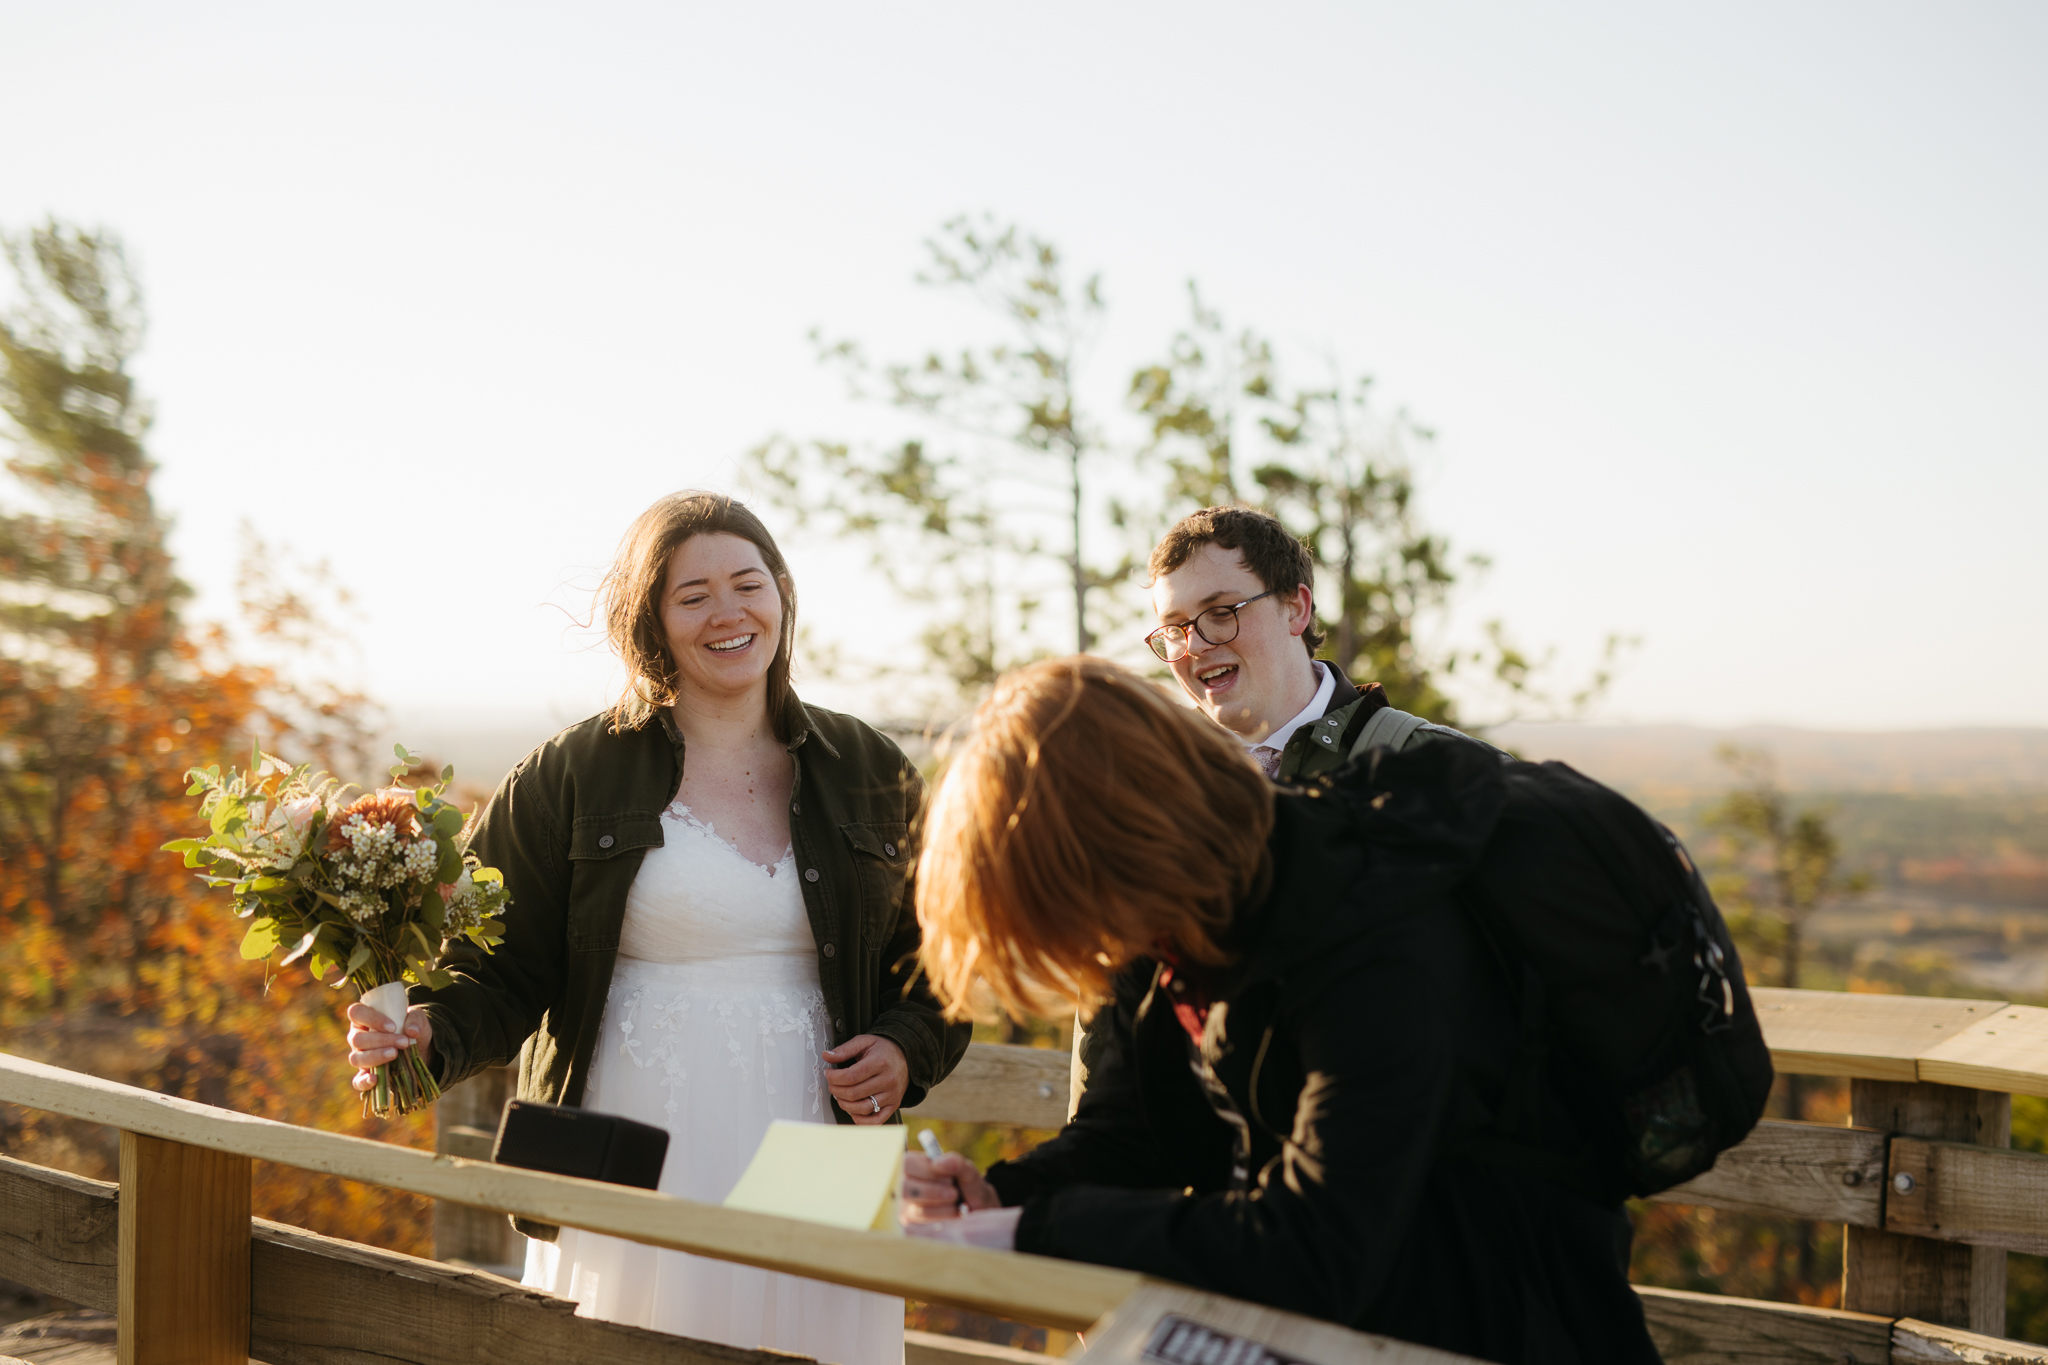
[165,744,510,1117]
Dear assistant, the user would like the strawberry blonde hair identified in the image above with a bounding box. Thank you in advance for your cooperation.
[915,656,1275,1021]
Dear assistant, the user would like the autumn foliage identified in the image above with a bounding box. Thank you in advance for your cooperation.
[0,222,432,1255]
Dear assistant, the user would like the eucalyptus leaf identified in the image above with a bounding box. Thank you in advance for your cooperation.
[240,918,282,960]
[406,921,438,961]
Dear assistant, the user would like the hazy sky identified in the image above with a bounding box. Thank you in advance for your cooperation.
[4,2,2043,736]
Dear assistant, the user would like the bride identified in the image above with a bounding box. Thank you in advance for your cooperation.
[343,492,969,1365]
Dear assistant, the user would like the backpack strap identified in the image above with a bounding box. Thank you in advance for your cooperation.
[1347,705,1431,759]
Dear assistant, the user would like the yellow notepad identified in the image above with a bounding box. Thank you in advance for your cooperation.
[722,1120,906,1235]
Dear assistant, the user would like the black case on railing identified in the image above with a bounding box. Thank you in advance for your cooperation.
[490,1099,669,1190]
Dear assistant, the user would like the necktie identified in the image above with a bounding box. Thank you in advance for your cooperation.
[1253,747,1282,780]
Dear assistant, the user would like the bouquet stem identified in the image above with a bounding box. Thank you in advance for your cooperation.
[359,978,442,1119]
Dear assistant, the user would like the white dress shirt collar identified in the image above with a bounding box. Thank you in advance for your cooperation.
[1247,660,1335,760]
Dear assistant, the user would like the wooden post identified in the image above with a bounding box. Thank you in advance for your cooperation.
[432,1063,519,1272]
[118,1130,251,1365]
[1845,1079,2009,1334]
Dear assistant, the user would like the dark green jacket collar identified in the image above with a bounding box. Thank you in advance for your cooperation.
[1277,665,1389,782]
[647,690,843,762]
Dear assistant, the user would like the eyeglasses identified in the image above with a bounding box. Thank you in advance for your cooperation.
[1144,589,1277,662]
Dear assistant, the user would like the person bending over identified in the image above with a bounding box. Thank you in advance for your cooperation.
[901,657,1659,1365]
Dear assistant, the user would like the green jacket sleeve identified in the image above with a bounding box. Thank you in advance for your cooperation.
[411,756,570,1089]
[860,765,971,1107]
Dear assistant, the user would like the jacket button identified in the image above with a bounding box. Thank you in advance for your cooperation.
[822,943,836,958]
[834,1017,846,1032]
[804,868,820,883]
[883,842,897,857]
[598,834,615,849]
[791,803,801,815]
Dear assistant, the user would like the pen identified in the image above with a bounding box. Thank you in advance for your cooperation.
[917,1129,945,1162]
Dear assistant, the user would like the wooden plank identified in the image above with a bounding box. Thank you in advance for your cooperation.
[905,1331,1056,1365]
[1634,1285,1892,1365]
[118,1131,250,1365]
[0,1156,117,1312]
[0,1155,909,1365]
[1887,1138,2048,1256]
[1893,1317,2048,1363]
[0,1311,118,1365]
[1920,1006,2048,1100]
[905,1044,1070,1130]
[249,1216,801,1365]
[1752,988,2006,1082]
[433,1063,518,1271]
[1651,1119,1886,1224]
[21,1146,2048,1365]
[0,1051,1137,1333]
[1845,1080,2008,1335]
[1072,1281,1484,1364]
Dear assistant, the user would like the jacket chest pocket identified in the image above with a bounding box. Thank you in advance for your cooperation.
[839,821,912,940]
[565,813,664,951]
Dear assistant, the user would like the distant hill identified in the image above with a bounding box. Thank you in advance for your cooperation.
[1489,724,2048,799]
[391,717,2048,802]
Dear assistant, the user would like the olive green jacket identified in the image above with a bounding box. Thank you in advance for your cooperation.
[1275,665,1486,784]
[412,695,970,1236]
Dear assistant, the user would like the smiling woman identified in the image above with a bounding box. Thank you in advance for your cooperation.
[603,496,803,740]
[337,491,969,1364]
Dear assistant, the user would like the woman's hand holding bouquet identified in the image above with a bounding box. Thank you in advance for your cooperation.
[166,744,510,1117]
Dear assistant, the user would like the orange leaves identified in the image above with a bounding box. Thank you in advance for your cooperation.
[1,218,430,1255]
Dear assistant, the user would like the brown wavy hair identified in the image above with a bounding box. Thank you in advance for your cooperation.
[601,492,799,737]
[1149,505,1325,657]
[915,656,1276,1021]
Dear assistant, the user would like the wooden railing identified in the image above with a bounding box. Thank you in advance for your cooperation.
[4,986,2048,1363]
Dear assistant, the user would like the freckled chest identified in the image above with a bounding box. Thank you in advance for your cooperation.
[673,740,796,867]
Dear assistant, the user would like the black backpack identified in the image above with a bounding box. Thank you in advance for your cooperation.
[1332,741,1774,1199]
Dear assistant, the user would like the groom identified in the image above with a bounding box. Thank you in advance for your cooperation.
[1143,505,1480,781]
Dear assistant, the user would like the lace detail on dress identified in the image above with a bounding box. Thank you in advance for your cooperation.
[610,978,827,1118]
[618,801,813,966]
[663,800,793,879]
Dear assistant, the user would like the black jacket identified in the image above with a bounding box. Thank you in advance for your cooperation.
[987,742,1659,1364]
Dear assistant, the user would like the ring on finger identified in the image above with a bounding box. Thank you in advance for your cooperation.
[868,1094,880,1115]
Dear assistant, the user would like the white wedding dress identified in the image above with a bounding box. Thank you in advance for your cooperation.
[522,801,904,1365]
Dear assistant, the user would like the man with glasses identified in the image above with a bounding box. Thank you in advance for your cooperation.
[1145,506,1478,784]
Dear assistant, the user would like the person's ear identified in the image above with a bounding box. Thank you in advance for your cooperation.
[1284,585,1314,638]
